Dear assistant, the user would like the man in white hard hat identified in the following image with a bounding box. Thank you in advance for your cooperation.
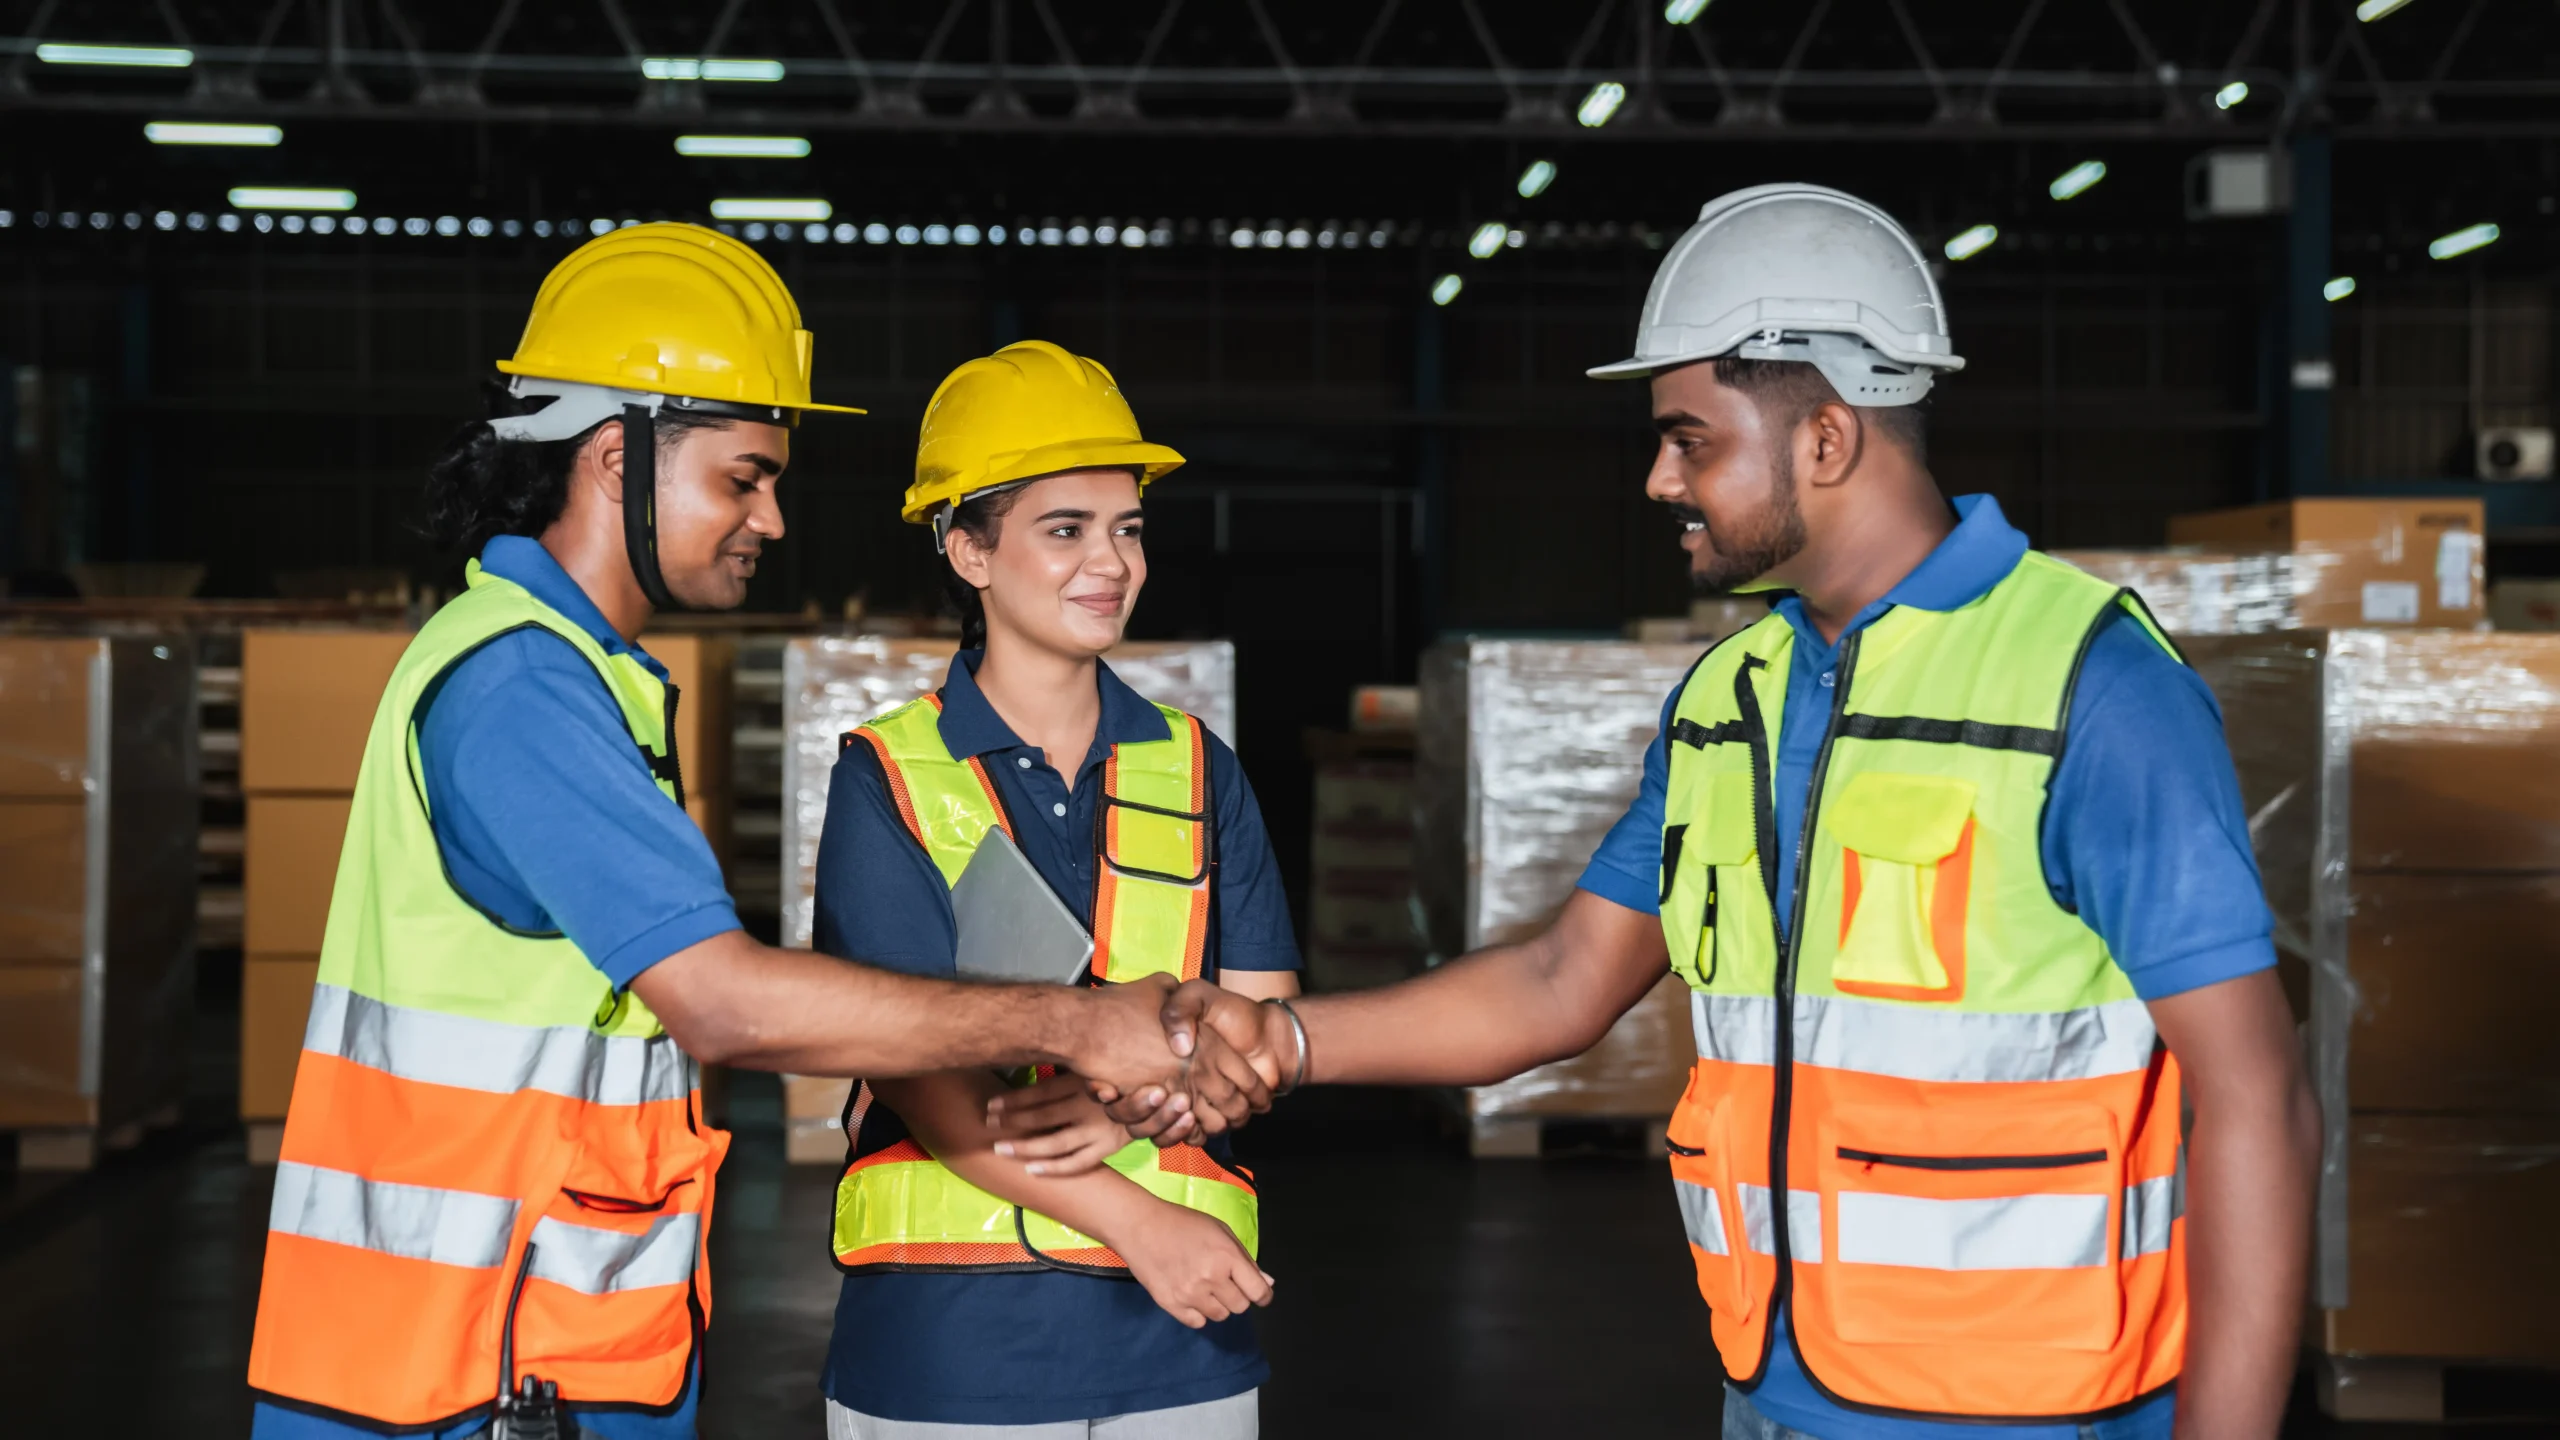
[996,184,2322,1440]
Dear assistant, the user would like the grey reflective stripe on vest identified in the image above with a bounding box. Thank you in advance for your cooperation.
[2121,1147,2186,1260]
[269,1160,518,1269]
[1739,1183,1824,1263]
[1675,1180,1730,1256]
[529,1213,702,1295]
[303,983,694,1106]
[1836,1191,2113,1271]
[1690,992,2160,1084]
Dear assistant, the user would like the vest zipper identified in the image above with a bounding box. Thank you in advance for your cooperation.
[1766,630,1861,1376]
[1838,1146,2107,1172]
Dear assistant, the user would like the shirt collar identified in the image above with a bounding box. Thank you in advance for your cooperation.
[934,650,1174,762]
[475,534,666,680]
[1772,493,2028,649]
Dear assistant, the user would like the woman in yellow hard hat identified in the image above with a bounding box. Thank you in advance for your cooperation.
[810,340,1305,1438]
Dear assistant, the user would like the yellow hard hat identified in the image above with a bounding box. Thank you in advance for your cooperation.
[496,221,863,418]
[903,340,1183,524]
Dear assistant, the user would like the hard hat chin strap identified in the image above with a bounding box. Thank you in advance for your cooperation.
[620,403,681,613]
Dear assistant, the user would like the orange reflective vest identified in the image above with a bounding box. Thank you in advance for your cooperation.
[248,565,727,1430]
[1658,553,2187,1421]
[826,691,1258,1274]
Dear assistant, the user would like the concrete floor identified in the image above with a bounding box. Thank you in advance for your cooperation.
[3,1036,2548,1435]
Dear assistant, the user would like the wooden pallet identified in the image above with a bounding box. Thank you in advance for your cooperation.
[1467,1113,1672,1160]
[9,1104,181,1172]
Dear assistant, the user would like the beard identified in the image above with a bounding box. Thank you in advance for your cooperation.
[1687,450,1807,594]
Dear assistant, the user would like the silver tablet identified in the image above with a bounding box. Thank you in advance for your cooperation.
[950,826,1095,985]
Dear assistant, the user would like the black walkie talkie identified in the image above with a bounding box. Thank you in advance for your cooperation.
[491,1374,563,1440]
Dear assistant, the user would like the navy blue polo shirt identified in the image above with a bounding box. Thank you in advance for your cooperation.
[252,535,737,1439]
[812,652,1298,1426]
[1578,495,2274,1440]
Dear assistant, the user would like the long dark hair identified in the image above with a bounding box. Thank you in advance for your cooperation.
[940,488,1026,650]
[419,380,729,557]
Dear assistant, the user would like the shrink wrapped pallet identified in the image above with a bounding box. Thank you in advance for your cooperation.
[1415,638,1706,1121]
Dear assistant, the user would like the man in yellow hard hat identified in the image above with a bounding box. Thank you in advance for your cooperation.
[245,227,1277,1440]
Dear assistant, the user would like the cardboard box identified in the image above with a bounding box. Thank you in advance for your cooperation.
[240,956,319,1120]
[2318,1114,2560,1368]
[0,963,87,1126]
[0,638,107,799]
[2345,873,2560,1114]
[785,1073,855,1122]
[240,629,410,794]
[0,800,91,962]
[642,632,735,811]
[2489,578,2560,632]
[2167,498,2484,629]
[245,797,352,955]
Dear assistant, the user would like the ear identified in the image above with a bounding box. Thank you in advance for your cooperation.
[1802,400,1866,489]
[583,418,629,506]
[945,517,995,593]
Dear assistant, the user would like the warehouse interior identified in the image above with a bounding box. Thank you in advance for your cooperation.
[1,0,2556,1434]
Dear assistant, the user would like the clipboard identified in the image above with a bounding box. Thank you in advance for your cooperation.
[950,826,1095,985]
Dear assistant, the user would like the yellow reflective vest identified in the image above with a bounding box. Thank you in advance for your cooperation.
[1660,552,2188,1421]
[829,692,1258,1274]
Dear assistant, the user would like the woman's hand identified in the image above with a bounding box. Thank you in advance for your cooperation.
[1109,1201,1274,1329]
[988,1071,1131,1177]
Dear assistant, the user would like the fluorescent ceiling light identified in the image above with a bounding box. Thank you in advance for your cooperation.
[1468,221,1508,259]
[146,121,282,147]
[38,43,192,67]
[1943,224,1998,261]
[644,57,785,81]
[675,135,810,158]
[2427,222,2498,260]
[1664,0,1712,22]
[2048,160,2107,201]
[2354,0,2416,19]
[710,198,832,221]
[1431,274,1464,306]
[2214,81,2249,110]
[228,187,355,211]
[2322,276,2358,302]
[1517,160,1557,199]
[1577,81,1626,128]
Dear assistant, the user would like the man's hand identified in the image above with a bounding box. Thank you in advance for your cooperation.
[1045,974,1200,1142]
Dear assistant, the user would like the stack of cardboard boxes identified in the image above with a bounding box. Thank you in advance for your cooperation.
[773,636,1239,1163]
[0,637,199,1169]
[1415,637,1704,1157]
[237,628,735,1159]
[2058,497,2488,633]
[1302,686,1426,994]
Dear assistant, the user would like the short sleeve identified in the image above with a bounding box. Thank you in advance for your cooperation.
[416,631,740,991]
[1204,732,1301,973]
[1574,684,1676,916]
[2042,614,2278,1001]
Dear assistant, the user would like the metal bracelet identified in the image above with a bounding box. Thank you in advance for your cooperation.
[1269,998,1311,1096]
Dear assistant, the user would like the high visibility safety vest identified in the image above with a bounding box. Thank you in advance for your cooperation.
[829,693,1259,1274]
[1659,552,2188,1422]
[248,563,727,1430]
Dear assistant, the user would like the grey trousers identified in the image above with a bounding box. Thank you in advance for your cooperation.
[826,1390,1258,1440]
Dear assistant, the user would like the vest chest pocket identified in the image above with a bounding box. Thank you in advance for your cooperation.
[1663,769,1758,989]
[1827,772,1977,1004]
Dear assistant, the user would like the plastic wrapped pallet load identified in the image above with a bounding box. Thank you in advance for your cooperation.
[2183,629,2560,1412]
[774,636,1237,1162]
[1415,637,1704,1156]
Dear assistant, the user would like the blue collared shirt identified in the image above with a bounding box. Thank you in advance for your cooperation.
[1577,494,2272,1440]
[252,535,732,1440]
[811,651,1296,1425]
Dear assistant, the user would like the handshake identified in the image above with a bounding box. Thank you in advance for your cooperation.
[999,975,1305,1147]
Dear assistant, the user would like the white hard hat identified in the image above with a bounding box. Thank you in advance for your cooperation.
[1589,183,1963,406]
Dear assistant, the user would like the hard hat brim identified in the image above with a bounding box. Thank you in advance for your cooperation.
[901,439,1187,525]
[495,358,867,416]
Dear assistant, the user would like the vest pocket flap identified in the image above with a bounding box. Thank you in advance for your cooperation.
[1694,770,1760,865]
[1102,800,1207,883]
[1828,772,1976,864]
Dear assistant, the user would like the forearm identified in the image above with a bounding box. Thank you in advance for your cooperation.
[2176,1065,2323,1440]
[632,931,1084,1077]
[874,1073,1162,1246]
[1293,890,1668,1087]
